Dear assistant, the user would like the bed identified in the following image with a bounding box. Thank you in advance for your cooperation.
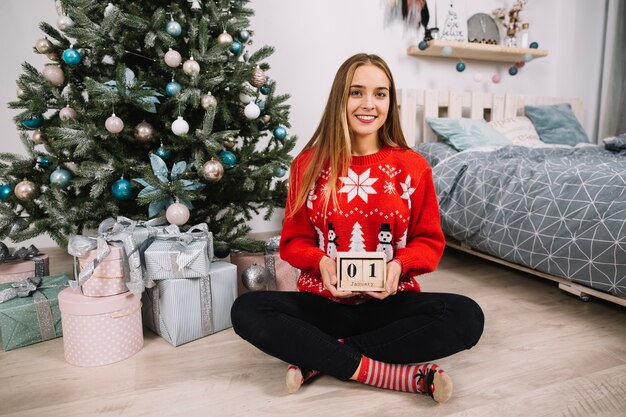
[397,89,626,307]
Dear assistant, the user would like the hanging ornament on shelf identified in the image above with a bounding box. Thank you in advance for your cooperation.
[134,121,155,142]
[111,177,133,200]
[166,201,190,225]
[244,102,260,119]
[14,180,39,201]
[182,57,200,77]
[250,66,267,88]
[35,38,53,54]
[0,184,12,202]
[508,66,518,76]
[218,150,237,168]
[201,92,217,109]
[171,116,189,136]
[201,159,225,182]
[515,61,525,68]
[166,18,183,37]
[164,49,182,68]
[529,42,539,49]
[22,115,44,129]
[59,106,77,121]
[156,143,172,160]
[456,60,466,72]
[418,40,429,51]
[42,65,65,86]
[273,125,287,140]
[523,53,533,63]
[441,46,453,57]
[31,130,44,144]
[49,167,72,188]
[62,46,82,67]
[473,72,483,83]
[105,113,124,133]
[217,31,233,45]
[165,79,182,96]
[57,15,74,31]
[491,73,501,84]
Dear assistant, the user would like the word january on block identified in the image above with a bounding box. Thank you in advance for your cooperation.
[336,252,386,292]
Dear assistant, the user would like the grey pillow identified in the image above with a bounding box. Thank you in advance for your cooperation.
[524,103,589,146]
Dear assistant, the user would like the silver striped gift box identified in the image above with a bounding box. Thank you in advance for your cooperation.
[142,261,237,347]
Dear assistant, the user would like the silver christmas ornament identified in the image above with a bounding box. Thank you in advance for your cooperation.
[134,121,155,142]
[242,263,271,291]
[35,38,53,54]
[201,160,224,182]
[183,57,200,76]
[217,31,233,44]
[201,93,217,109]
[15,180,39,201]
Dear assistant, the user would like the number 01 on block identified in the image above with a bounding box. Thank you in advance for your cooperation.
[336,252,386,292]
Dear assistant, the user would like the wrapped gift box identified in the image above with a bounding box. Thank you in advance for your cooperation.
[76,245,128,297]
[0,273,68,351]
[230,251,298,294]
[144,231,214,283]
[0,254,50,284]
[59,289,143,367]
[142,261,237,347]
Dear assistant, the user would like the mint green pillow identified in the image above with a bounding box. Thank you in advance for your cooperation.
[524,103,589,145]
[426,118,512,151]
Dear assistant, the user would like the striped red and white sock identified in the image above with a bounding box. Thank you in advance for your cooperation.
[356,356,453,403]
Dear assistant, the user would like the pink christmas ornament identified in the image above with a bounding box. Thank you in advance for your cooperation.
[42,65,65,86]
[166,202,190,225]
[105,113,124,133]
[491,73,502,84]
[164,49,182,68]
[59,106,77,121]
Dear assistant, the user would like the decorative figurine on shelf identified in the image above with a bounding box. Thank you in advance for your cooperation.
[493,0,528,47]
[438,0,465,41]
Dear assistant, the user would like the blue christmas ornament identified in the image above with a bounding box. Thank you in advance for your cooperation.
[218,150,237,168]
[273,125,287,140]
[456,62,466,72]
[49,167,72,188]
[165,80,182,96]
[156,145,172,160]
[62,47,82,67]
[0,184,12,201]
[418,40,429,51]
[22,115,44,129]
[36,156,52,169]
[111,178,133,200]
[256,99,266,111]
[529,41,539,49]
[238,30,250,42]
[508,66,519,76]
[260,85,271,95]
[273,166,287,178]
[166,20,182,37]
[229,41,243,55]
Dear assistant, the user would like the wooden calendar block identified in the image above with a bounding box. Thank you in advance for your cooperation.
[336,252,386,292]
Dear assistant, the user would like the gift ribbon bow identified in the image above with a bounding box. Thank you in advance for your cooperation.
[0,243,41,263]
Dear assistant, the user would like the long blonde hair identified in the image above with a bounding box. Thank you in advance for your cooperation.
[287,53,409,218]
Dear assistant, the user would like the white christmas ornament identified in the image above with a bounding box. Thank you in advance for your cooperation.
[104,3,116,16]
[244,102,260,119]
[473,72,483,83]
[57,15,74,31]
[171,116,189,136]
[166,202,190,225]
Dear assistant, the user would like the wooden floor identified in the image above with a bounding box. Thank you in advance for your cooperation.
[1,248,625,417]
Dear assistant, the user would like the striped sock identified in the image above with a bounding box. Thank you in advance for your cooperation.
[356,356,453,403]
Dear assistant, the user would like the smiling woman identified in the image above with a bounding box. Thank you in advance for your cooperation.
[230,53,485,405]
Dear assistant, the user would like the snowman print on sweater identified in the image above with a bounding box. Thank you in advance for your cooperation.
[376,223,394,260]
[327,223,340,259]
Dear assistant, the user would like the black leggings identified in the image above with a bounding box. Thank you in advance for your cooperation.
[231,291,484,380]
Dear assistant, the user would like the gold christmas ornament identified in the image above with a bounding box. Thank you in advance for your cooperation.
[250,66,267,88]
[202,159,225,182]
[15,180,39,201]
[201,92,217,109]
[222,137,236,149]
[31,130,44,144]
[262,115,271,123]
[35,38,53,54]
[134,121,155,142]
[217,31,233,45]
[16,87,25,98]
[182,57,201,76]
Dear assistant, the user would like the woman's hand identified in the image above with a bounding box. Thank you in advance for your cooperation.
[319,256,355,298]
[366,259,402,300]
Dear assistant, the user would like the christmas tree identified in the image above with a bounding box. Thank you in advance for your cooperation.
[2,0,295,253]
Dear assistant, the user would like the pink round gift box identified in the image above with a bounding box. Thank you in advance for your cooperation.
[59,289,143,367]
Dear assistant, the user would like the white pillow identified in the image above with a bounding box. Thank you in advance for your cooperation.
[488,116,543,146]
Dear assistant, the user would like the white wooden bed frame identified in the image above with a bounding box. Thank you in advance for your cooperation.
[397,89,625,307]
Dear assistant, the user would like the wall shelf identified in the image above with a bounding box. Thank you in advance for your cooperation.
[407,39,549,63]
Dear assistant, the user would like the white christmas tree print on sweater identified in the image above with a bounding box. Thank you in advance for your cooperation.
[339,168,378,203]
[350,222,365,251]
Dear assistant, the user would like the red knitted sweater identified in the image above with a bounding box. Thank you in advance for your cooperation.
[280,145,445,303]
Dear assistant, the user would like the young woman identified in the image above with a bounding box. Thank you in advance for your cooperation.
[231,53,484,403]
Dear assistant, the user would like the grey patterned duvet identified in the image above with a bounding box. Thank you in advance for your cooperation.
[415,143,626,296]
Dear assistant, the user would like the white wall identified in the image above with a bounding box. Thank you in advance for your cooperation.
[0,0,607,248]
